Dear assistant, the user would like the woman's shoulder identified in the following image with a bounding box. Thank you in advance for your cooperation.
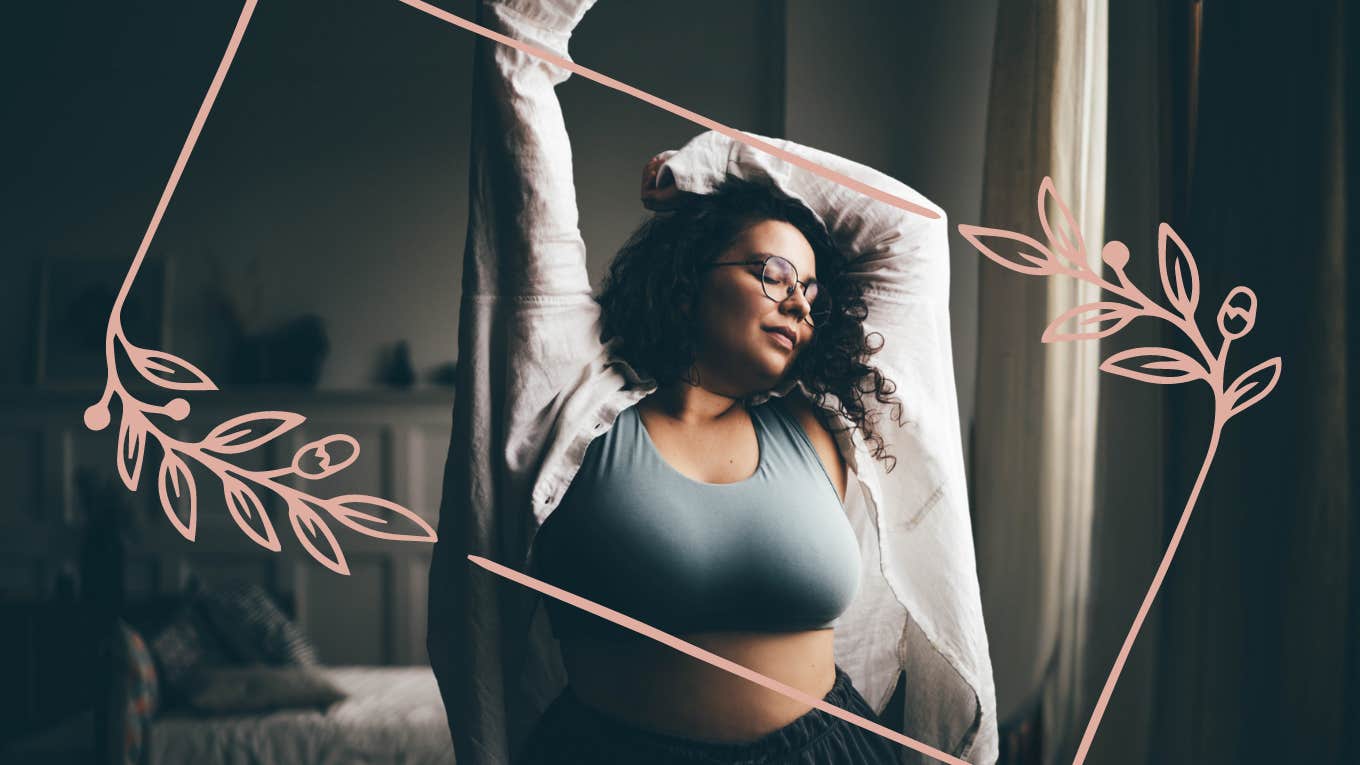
[774,391,848,503]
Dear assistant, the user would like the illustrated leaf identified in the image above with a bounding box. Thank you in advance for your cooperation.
[128,346,218,391]
[203,411,306,455]
[157,451,197,541]
[116,413,147,491]
[291,434,360,480]
[1099,347,1207,384]
[1225,357,1282,418]
[287,496,349,575]
[324,495,438,543]
[224,474,281,552]
[1042,301,1139,343]
[1038,177,1088,270]
[1157,223,1201,318]
[958,224,1058,276]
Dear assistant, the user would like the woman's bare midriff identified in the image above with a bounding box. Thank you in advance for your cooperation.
[559,628,837,743]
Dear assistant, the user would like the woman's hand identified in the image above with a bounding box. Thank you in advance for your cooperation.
[640,151,686,211]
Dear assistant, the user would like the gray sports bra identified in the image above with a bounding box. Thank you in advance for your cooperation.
[529,396,862,642]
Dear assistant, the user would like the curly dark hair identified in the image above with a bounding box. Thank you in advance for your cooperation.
[596,178,906,472]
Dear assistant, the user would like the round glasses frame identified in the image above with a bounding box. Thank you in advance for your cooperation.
[702,255,832,327]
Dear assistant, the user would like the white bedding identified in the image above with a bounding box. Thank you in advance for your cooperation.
[148,666,455,765]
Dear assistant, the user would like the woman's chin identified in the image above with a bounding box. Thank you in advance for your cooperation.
[752,358,791,386]
[715,349,790,391]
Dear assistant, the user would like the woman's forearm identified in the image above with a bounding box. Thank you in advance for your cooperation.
[463,0,596,299]
[660,130,950,302]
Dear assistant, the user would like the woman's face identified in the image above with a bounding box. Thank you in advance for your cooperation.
[688,219,818,393]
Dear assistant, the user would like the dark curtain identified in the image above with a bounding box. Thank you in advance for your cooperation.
[1148,1,1356,763]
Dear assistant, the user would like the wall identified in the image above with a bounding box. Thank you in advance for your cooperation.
[0,0,780,392]
[784,0,997,484]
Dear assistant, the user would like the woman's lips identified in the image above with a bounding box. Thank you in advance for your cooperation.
[764,329,794,350]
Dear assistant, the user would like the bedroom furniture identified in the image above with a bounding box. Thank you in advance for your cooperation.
[1,387,456,764]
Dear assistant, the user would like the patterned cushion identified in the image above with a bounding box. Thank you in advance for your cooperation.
[147,602,228,704]
[114,621,159,765]
[196,581,320,666]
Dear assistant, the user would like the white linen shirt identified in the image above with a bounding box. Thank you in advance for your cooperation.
[426,2,998,763]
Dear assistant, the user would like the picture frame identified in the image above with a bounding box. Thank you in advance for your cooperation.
[34,256,173,387]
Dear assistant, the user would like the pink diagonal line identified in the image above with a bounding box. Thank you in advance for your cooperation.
[1069,419,1225,765]
[468,555,968,765]
[108,0,259,346]
[393,0,939,221]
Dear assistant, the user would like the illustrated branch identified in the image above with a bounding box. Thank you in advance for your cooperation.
[85,318,437,576]
[958,177,1282,765]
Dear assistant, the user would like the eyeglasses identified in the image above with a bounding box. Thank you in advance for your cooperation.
[703,254,832,327]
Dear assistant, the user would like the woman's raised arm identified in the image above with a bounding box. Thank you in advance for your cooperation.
[428,3,601,763]
[659,130,951,304]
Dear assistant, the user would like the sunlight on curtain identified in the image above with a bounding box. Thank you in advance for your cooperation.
[973,0,1107,763]
[1041,1,1107,761]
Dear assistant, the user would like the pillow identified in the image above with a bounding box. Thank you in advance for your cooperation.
[112,621,159,765]
[147,600,229,705]
[196,582,319,666]
[183,666,346,714]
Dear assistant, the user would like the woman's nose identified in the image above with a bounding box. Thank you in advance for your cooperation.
[780,287,812,320]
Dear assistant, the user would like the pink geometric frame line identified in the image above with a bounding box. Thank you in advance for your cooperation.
[391,0,939,221]
[91,0,1284,762]
[959,179,1281,765]
[84,0,436,577]
[469,555,970,765]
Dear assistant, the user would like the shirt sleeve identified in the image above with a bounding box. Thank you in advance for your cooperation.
[461,0,597,299]
[427,3,600,764]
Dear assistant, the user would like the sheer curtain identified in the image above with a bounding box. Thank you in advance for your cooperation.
[971,1,1107,763]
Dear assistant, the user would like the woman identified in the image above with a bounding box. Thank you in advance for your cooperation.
[518,172,900,763]
[426,1,998,763]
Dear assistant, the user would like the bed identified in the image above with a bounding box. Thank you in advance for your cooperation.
[146,666,454,765]
[100,581,457,765]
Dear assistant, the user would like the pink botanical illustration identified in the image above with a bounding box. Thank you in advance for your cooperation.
[86,388,437,576]
[959,177,1282,764]
[83,0,435,576]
